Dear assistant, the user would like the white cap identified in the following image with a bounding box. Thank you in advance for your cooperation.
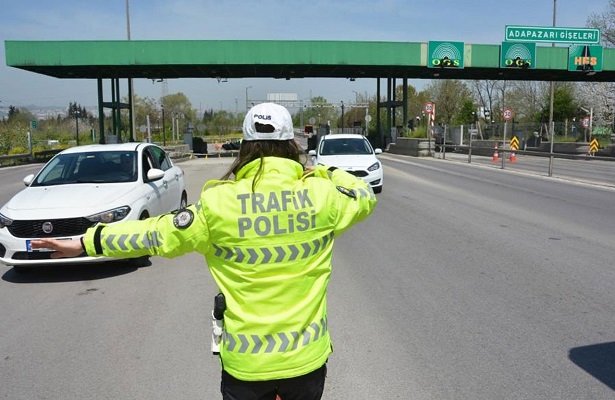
[242,103,294,141]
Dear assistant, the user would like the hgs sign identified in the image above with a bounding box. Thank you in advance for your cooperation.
[568,45,603,72]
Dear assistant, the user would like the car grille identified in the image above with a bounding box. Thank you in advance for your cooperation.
[12,251,88,260]
[7,218,96,238]
[345,170,368,177]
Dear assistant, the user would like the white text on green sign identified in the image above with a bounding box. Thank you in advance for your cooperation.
[505,25,600,44]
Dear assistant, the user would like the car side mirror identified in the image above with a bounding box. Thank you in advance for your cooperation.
[374,148,383,154]
[23,174,34,186]
[146,168,165,181]
[308,150,317,156]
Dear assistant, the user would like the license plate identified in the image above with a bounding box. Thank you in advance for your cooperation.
[26,238,72,252]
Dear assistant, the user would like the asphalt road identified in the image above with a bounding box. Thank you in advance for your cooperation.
[1,154,614,400]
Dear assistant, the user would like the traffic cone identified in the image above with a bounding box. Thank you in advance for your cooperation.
[509,151,517,163]
[492,145,499,163]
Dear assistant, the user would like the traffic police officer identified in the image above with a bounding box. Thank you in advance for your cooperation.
[32,102,378,400]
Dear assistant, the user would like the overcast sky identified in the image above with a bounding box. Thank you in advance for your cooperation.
[0,0,605,114]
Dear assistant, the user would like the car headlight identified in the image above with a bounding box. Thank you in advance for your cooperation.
[0,213,13,229]
[367,162,381,172]
[86,206,131,224]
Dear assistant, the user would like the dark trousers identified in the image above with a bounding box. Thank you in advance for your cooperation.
[221,364,327,400]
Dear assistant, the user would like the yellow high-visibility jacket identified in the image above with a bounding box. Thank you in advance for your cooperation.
[83,157,377,381]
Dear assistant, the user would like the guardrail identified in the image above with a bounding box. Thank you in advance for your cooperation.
[0,150,62,167]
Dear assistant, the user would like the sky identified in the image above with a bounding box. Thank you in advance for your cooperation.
[0,0,608,115]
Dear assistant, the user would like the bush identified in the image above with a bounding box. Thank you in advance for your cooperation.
[8,146,28,155]
[408,127,427,138]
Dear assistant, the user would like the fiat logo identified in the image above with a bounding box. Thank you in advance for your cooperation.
[42,222,53,234]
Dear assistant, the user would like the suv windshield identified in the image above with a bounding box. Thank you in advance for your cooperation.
[320,138,372,156]
[31,151,138,186]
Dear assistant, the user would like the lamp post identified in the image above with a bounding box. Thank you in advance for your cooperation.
[161,104,166,146]
[340,101,345,133]
[548,0,557,176]
[74,110,81,146]
[126,0,135,142]
[245,86,252,111]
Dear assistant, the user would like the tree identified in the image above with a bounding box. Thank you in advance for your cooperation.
[537,83,578,125]
[587,0,615,47]
[453,99,477,125]
[576,81,615,130]
[298,96,337,127]
[425,80,473,125]
[202,110,237,138]
[8,105,19,119]
[505,81,545,122]
[132,94,162,134]
[157,92,196,141]
[470,80,501,123]
[67,101,87,118]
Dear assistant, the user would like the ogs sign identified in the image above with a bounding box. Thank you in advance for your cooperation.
[428,41,465,69]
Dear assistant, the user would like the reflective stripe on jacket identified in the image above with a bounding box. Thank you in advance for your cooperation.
[83,157,377,381]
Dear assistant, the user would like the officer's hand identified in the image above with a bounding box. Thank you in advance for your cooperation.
[303,166,315,177]
[30,238,84,259]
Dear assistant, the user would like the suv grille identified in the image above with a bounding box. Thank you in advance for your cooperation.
[7,218,96,238]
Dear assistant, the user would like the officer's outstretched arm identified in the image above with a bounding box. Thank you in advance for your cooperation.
[82,203,211,259]
[308,165,377,235]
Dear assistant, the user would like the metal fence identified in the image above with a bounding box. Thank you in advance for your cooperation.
[437,122,613,150]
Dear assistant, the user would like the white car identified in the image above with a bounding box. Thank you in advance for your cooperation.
[308,133,383,193]
[0,143,187,271]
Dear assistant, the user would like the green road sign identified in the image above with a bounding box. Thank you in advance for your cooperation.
[505,25,600,44]
[501,42,536,69]
[428,41,464,69]
[30,120,37,130]
[568,45,603,72]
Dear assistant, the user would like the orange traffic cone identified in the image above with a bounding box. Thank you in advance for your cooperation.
[509,151,517,163]
[492,145,499,163]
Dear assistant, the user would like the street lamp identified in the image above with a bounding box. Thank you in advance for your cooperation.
[126,0,135,142]
[161,103,166,146]
[340,101,345,133]
[74,110,81,146]
[245,86,252,111]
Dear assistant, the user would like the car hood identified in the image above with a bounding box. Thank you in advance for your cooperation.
[315,154,379,170]
[1,184,139,219]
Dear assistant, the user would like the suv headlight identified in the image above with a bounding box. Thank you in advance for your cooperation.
[367,162,381,172]
[0,213,13,229]
[86,206,131,224]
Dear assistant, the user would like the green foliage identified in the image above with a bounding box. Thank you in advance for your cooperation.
[407,127,427,138]
[426,80,473,125]
[453,99,477,125]
[9,146,28,155]
[537,83,578,123]
[67,102,88,118]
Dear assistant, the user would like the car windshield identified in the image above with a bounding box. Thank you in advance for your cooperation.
[30,151,138,186]
[320,138,373,156]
